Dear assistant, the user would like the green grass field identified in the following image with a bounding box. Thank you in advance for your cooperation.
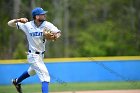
[0,81,140,93]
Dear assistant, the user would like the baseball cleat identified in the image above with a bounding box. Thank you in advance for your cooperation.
[12,79,22,93]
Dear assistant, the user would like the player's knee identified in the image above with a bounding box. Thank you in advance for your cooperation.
[28,69,36,76]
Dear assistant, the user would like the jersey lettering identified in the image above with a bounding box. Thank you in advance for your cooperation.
[30,32,43,37]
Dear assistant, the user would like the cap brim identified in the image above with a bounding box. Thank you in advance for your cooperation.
[40,11,47,15]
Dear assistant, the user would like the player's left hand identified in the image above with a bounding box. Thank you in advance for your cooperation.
[43,30,57,41]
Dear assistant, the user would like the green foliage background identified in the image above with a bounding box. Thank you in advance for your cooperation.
[0,0,140,59]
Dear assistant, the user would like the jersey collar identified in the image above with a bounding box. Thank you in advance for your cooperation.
[33,20,45,28]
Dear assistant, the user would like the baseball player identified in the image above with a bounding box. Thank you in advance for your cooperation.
[7,7,61,93]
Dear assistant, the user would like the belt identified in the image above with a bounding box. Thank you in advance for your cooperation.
[28,50,45,54]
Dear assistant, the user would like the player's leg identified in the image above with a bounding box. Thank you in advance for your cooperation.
[27,53,50,93]
[12,71,30,93]
[31,59,50,93]
[42,81,49,93]
[13,66,36,84]
[12,67,36,93]
[15,71,30,84]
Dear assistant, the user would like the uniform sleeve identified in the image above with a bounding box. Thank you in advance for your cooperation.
[46,22,61,33]
[16,22,27,33]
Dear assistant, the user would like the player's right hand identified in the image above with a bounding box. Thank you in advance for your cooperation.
[17,18,28,23]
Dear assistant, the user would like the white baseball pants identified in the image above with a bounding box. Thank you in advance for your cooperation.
[27,53,50,82]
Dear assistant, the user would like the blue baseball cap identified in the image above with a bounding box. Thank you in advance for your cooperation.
[32,7,47,17]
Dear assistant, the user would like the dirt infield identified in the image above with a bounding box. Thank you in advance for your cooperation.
[50,89,140,93]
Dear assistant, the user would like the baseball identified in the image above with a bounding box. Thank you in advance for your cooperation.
[19,18,28,23]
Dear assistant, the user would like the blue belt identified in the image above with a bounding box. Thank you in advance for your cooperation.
[28,50,45,54]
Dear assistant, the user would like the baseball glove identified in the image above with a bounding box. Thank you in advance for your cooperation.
[43,28,57,41]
